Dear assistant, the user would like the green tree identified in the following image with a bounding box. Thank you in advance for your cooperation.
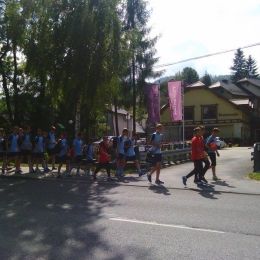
[181,67,199,85]
[230,48,247,83]
[245,55,259,79]
[201,71,212,87]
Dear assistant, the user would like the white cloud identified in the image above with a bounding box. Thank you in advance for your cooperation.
[148,0,260,77]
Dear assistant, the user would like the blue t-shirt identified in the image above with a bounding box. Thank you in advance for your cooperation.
[21,134,32,150]
[125,139,135,157]
[59,139,69,157]
[117,135,126,154]
[206,135,217,154]
[34,136,44,153]
[150,132,163,154]
[73,139,82,155]
[84,144,93,160]
[8,134,19,152]
[47,133,56,149]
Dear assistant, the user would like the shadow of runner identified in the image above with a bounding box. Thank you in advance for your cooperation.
[148,185,171,196]
[0,179,152,260]
[212,180,236,188]
[192,184,221,199]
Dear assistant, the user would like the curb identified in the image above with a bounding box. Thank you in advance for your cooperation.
[1,174,260,196]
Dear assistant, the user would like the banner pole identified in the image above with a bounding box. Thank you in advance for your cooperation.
[158,80,161,122]
[182,81,185,148]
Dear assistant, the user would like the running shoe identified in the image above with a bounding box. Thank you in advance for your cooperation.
[197,182,206,187]
[155,179,164,185]
[182,176,187,186]
[92,174,97,181]
[56,174,62,178]
[201,177,208,183]
[30,170,36,173]
[147,173,152,183]
[1,169,5,174]
[15,171,22,174]
[52,167,57,170]
[107,176,114,181]
[213,176,221,181]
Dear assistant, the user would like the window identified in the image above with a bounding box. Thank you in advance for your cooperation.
[184,107,194,120]
[202,105,217,120]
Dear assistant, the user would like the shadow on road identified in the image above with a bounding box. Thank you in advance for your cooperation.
[0,179,152,259]
[148,185,171,196]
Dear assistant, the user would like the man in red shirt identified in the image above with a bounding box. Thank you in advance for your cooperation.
[92,136,113,181]
[182,127,208,187]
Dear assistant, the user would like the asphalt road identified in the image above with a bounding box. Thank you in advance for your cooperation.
[0,177,260,260]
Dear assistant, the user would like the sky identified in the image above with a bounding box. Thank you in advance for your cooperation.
[148,0,260,78]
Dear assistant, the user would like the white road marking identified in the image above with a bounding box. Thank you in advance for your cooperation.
[110,218,225,234]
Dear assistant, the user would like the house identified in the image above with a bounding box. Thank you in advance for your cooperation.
[160,84,252,145]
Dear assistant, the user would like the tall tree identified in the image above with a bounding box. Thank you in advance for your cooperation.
[181,67,199,85]
[230,48,247,83]
[245,55,259,79]
[201,71,212,87]
[122,0,162,131]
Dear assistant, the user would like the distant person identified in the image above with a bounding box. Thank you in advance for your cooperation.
[0,128,7,174]
[205,128,221,181]
[92,136,113,181]
[47,126,57,170]
[182,127,208,187]
[57,132,70,178]
[124,132,143,176]
[20,125,34,173]
[147,124,164,185]
[68,132,83,177]
[6,126,21,174]
[84,138,94,175]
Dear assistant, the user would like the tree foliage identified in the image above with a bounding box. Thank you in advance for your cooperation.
[245,55,259,79]
[181,67,199,85]
[230,48,247,83]
[201,71,212,87]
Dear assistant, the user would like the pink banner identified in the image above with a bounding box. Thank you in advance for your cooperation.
[146,84,160,123]
[168,81,182,121]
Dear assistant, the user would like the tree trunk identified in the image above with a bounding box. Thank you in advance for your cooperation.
[114,98,119,136]
[132,58,136,133]
[0,59,13,126]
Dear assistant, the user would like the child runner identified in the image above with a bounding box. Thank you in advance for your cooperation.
[47,126,57,170]
[6,126,21,174]
[182,127,208,187]
[57,132,70,178]
[147,124,164,185]
[68,132,83,177]
[205,128,221,181]
[84,138,94,176]
[20,125,34,173]
[92,136,113,181]
[124,132,143,176]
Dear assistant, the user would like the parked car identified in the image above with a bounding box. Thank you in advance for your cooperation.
[216,137,226,149]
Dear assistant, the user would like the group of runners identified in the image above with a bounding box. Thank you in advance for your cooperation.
[0,123,221,185]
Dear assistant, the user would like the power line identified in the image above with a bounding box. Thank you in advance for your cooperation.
[151,42,260,70]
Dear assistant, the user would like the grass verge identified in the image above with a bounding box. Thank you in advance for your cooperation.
[248,172,260,181]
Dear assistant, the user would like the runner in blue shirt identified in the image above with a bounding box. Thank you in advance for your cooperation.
[115,128,129,177]
[84,138,94,175]
[125,132,143,177]
[68,132,83,177]
[147,124,164,185]
[6,126,21,174]
[47,126,57,170]
[57,132,70,178]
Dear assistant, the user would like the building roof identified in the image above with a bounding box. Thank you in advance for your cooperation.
[209,81,249,96]
[186,81,206,88]
[230,99,254,108]
[237,78,260,87]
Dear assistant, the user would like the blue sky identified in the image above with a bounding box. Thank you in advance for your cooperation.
[148,0,260,78]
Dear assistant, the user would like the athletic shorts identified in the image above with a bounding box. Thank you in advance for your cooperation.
[75,155,82,163]
[0,152,6,157]
[20,149,32,156]
[59,155,71,163]
[208,152,217,167]
[85,159,94,165]
[154,153,162,163]
[125,155,137,162]
[118,153,125,160]
[47,148,56,155]
[33,152,44,158]
[7,152,19,158]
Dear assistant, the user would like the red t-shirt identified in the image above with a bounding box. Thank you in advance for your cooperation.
[98,144,109,163]
[191,136,203,160]
[200,136,204,152]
